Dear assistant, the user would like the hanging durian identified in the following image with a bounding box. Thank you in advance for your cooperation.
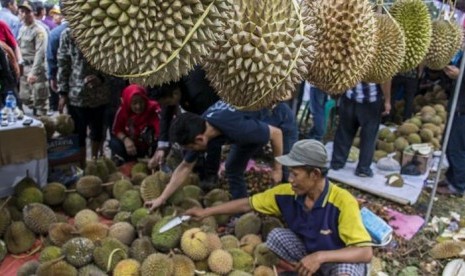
[62,0,234,86]
[363,13,406,83]
[390,0,432,72]
[203,0,313,110]
[303,0,377,95]
[424,19,463,70]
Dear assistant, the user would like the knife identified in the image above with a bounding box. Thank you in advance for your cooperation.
[159,215,191,233]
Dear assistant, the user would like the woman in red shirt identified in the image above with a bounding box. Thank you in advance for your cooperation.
[110,84,160,165]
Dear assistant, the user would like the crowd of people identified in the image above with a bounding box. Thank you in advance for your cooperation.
[1,1,465,274]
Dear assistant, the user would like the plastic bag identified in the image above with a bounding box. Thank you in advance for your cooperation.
[377,153,401,172]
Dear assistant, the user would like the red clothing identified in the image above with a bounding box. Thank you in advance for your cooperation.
[112,84,160,149]
[0,20,16,51]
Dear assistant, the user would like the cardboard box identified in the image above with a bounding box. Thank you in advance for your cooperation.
[47,134,81,167]
[401,149,432,175]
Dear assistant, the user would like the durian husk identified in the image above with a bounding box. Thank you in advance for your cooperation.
[303,0,377,94]
[363,13,406,83]
[62,0,234,86]
[204,0,313,110]
[430,240,465,259]
[424,19,463,70]
[390,0,432,72]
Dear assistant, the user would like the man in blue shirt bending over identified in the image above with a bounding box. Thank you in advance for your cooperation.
[146,100,291,211]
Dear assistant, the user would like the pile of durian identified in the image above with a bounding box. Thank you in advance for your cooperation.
[0,157,285,275]
[370,104,447,163]
[38,114,75,140]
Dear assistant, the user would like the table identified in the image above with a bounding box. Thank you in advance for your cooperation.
[0,116,48,197]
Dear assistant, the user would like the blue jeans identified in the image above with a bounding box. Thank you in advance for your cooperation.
[226,103,298,199]
[307,87,327,141]
[446,113,465,193]
[260,103,298,181]
[331,96,382,172]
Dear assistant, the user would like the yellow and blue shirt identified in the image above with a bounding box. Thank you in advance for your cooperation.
[250,180,371,253]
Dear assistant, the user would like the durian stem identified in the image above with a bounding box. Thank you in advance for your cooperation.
[11,242,45,259]
[235,0,305,110]
[101,181,115,187]
[114,0,219,78]
[194,270,207,275]
[106,248,126,272]
[0,196,12,211]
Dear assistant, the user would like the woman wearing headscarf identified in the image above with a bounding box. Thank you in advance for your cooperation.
[110,84,161,165]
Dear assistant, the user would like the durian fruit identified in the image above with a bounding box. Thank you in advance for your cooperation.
[131,172,148,186]
[113,259,141,276]
[17,260,40,276]
[16,186,43,210]
[0,206,11,238]
[183,185,204,202]
[430,240,465,259]
[74,209,99,230]
[420,129,434,142]
[48,223,77,246]
[39,116,55,139]
[212,201,231,226]
[62,237,95,267]
[113,179,134,200]
[390,0,432,72]
[204,0,312,110]
[55,114,75,136]
[235,212,262,239]
[63,192,87,216]
[140,253,174,276]
[407,133,422,144]
[88,191,111,211]
[62,0,233,86]
[151,216,183,252]
[131,207,150,227]
[227,248,255,272]
[363,14,406,83]
[101,156,118,174]
[140,174,164,202]
[79,222,109,243]
[39,246,62,263]
[303,0,376,94]
[109,222,136,245]
[4,221,36,254]
[204,189,230,207]
[42,182,67,206]
[84,159,110,182]
[240,234,262,255]
[97,198,120,219]
[14,173,39,194]
[131,163,149,177]
[36,260,78,276]
[130,237,156,263]
[424,19,463,70]
[229,271,253,276]
[76,175,104,198]
[254,243,279,267]
[93,237,129,272]
[79,264,107,276]
[180,227,211,261]
[120,190,143,212]
[23,203,57,234]
[114,211,132,223]
[208,249,233,275]
[260,216,284,241]
[221,235,240,249]
[374,150,388,162]
[136,213,162,237]
[207,232,223,252]
[398,122,419,136]
[254,265,274,276]
[172,254,196,276]
[394,137,409,152]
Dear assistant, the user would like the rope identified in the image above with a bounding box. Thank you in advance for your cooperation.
[234,0,305,110]
[114,0,219,78]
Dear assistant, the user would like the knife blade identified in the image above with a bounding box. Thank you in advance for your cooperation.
[159,215,191,233]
